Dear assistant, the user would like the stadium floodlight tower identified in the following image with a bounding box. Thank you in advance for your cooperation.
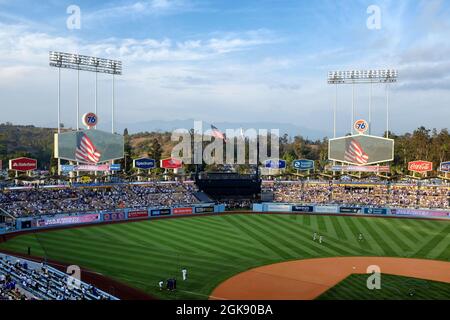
[327,69,398,179]
[49,52,123,178]
[327,69,398,138]
[49,51,122,134]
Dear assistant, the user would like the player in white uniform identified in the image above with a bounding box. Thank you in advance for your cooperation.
[182,268,188,281]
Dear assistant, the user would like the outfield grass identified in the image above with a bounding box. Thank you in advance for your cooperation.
[318,274,450,300]
[0,214,448,300]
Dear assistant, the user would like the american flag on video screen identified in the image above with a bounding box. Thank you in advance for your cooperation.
[211,125,226,140]
[344,139,369,165]
[75,132,101,164]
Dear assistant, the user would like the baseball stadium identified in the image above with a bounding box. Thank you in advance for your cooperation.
[0,0,449,307]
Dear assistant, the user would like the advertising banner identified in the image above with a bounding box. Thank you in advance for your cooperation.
[128,210,149,219]
[37,214,100,227]
[293,160,314,171]
[267,204,291,212]
[391,209,448,217]
[173,207,193,215]
[151,208,171,216]
[439,161,450,172]
[265,159,286,169]
[363,208,388,215]
[292,205,314,212]
[340,207,362,214]
[9,157,37,172]
[331,165,390,173]
[160,158,182,169]
[195,207,214,214]
[110,164,121,171]
[60,164,111,172]
[408,161,433,173]
[315,205,339,213]
[103,212,125,221]
[134,158,156,170]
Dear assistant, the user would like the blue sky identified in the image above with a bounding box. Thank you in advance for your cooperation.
[0,0,449,137]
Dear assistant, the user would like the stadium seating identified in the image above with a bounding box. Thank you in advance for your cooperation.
[270,181,449,209]
[0,254,117,300]
[0,182,199,217]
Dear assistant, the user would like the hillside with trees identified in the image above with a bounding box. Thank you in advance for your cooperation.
[0,123,449,175]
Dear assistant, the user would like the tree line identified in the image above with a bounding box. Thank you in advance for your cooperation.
[0,123,448,174]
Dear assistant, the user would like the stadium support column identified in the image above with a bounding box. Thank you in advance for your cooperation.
[112,73,115,135]
[369,80,373,135]
[334,83,337,138]
[386,82,390,139]
[333,83,337,177]
[111,73,115,173]
[351,80,355,134]
[95,69,98,129]
[57,67,61,176]
[77,67,80,131]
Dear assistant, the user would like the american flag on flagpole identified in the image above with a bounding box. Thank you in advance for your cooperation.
[75,132,102,164]
[344,139,369,165]
[211,125,226,141]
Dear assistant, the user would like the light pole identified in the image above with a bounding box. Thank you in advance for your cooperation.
[327,69,398,137]
[49,52,122,178]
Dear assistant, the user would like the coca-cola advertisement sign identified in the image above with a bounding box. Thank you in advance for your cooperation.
[9,157,37,172]
[160,158,182,169]
[408,161,433,173]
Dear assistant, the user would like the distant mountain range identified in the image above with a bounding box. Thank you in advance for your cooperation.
[117,119,329,141]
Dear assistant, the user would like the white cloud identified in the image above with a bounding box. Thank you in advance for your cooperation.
[85,0,195,21]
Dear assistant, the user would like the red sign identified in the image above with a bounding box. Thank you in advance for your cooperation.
[160,158,182,169]
[9,157,37,172]
[128,210,149,219]
[408,161,433,173]
[173,207,193,215]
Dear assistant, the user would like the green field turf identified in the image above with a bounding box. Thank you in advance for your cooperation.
[318,273,450,300]
[0,214,449,300]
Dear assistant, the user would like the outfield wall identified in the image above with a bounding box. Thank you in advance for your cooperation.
[7,203,226,233]
[253,203,450,219]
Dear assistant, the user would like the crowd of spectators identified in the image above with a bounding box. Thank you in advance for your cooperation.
[0,182,199,217]
[0,180,448,219]
[0,255,115,300]
[271,181,449,209]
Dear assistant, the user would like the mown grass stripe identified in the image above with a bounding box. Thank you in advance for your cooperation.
[387,219,422,246]
[372,219,413,255]
[361,218,406,256]
[237,215,302,259]
[315,216,328,234]
[222,215,293,260]
[323,215,340,239]
[343,217,377,253]
[414,224,450,258]
[34,233,236,276]
[255,215,330,258]
[401,219,431,239]
[354,218,395,256]
[265,215,365,257]
[146,221,253,261]
[172,218,263,247]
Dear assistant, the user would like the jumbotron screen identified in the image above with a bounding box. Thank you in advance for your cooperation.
[54,130,124,163]
[329,135,394,165]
